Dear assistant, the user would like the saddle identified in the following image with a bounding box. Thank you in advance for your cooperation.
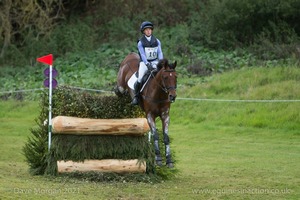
[128,70,158,91]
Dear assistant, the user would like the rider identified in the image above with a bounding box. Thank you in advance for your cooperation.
[131,21,164,105]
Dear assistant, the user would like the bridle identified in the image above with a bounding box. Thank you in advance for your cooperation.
[141,68,177,103]
[159,69,177,94]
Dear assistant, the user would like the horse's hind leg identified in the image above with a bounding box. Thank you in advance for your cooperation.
[114,85,126,97]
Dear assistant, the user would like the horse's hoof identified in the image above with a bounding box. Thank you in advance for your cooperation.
[166,162,174,168]
[156,160,163,166]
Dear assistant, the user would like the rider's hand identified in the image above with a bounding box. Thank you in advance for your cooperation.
[146,63,154,71]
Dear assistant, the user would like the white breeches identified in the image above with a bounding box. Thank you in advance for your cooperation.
[137,60,158,83]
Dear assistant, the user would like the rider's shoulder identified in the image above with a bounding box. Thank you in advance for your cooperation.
[156,38,161,44]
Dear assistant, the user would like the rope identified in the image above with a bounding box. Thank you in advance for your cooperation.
[177,97,300,103]
[67,86,114,93]
[1,87,300,102]
[0,88,45,94]
[0,87,113,94]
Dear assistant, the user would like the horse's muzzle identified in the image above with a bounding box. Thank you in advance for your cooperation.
[169,95,176,103]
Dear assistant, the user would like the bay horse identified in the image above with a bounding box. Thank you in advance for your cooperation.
[115,52,177,168]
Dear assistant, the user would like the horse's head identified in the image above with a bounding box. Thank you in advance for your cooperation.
[157,59,177,103]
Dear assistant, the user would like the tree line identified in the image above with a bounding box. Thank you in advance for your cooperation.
[1,0,299,66]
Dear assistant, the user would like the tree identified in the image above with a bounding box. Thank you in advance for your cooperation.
[0,0,64,58]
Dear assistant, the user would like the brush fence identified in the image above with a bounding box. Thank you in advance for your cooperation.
[51,116,150,173]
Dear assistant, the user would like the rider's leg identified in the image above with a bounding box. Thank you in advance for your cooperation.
[131,62,148,105]
[131,82,141,105]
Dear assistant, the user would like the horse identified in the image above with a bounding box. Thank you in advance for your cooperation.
[115,52,177,168]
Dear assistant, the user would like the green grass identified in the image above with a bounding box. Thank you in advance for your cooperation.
[0,67,300,199]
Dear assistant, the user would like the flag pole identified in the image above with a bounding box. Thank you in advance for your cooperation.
[36,54,54,152]
[48,64,53,151]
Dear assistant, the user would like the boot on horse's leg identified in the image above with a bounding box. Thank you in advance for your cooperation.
[154,140,163,166]
[155,155,163,166]
[165,143,174,168]
[131,82,141,105]
[166,155,174,168]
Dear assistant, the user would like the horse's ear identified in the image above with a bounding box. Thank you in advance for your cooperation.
[163,59,169,68]
[158,59,168,70]
[170,61,177,69]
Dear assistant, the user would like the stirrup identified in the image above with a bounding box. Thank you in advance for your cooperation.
[131,97,139,105]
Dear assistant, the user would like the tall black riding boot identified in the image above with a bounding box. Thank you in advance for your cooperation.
[131,82,141,105]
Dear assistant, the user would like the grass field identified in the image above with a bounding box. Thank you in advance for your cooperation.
[0,66,299,199]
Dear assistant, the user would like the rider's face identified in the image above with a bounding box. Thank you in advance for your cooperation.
[143,28,152,37]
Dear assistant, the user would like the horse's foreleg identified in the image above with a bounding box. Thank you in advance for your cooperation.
[161,110,174,168]
[147,113,162,166]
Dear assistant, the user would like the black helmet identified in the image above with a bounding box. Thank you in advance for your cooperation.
[140,21,154,33]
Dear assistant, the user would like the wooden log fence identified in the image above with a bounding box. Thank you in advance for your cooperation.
[52,116,150,173]
[52,116,149,136]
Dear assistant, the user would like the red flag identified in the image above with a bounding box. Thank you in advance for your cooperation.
[37,54,53,65]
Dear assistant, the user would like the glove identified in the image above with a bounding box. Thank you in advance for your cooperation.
[146,63,153,71]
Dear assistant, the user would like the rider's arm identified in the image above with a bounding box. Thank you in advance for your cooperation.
[157,39,163,60]
[137,41,149,65]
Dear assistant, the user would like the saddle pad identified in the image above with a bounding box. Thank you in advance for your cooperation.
[128,72,137,90]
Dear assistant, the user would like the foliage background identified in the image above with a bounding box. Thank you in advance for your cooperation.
[1,0,300,99]
[1,0,300,68]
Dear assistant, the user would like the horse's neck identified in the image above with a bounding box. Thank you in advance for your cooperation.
[144,72,166,98]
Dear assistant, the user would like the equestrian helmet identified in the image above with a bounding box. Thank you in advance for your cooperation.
[140,21,154,33]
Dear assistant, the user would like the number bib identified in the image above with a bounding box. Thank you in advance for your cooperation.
[145,47,158,60]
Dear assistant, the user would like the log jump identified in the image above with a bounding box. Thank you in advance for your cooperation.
[52,116,149,136]
[51,116,150,173]
[57,159,146,173]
